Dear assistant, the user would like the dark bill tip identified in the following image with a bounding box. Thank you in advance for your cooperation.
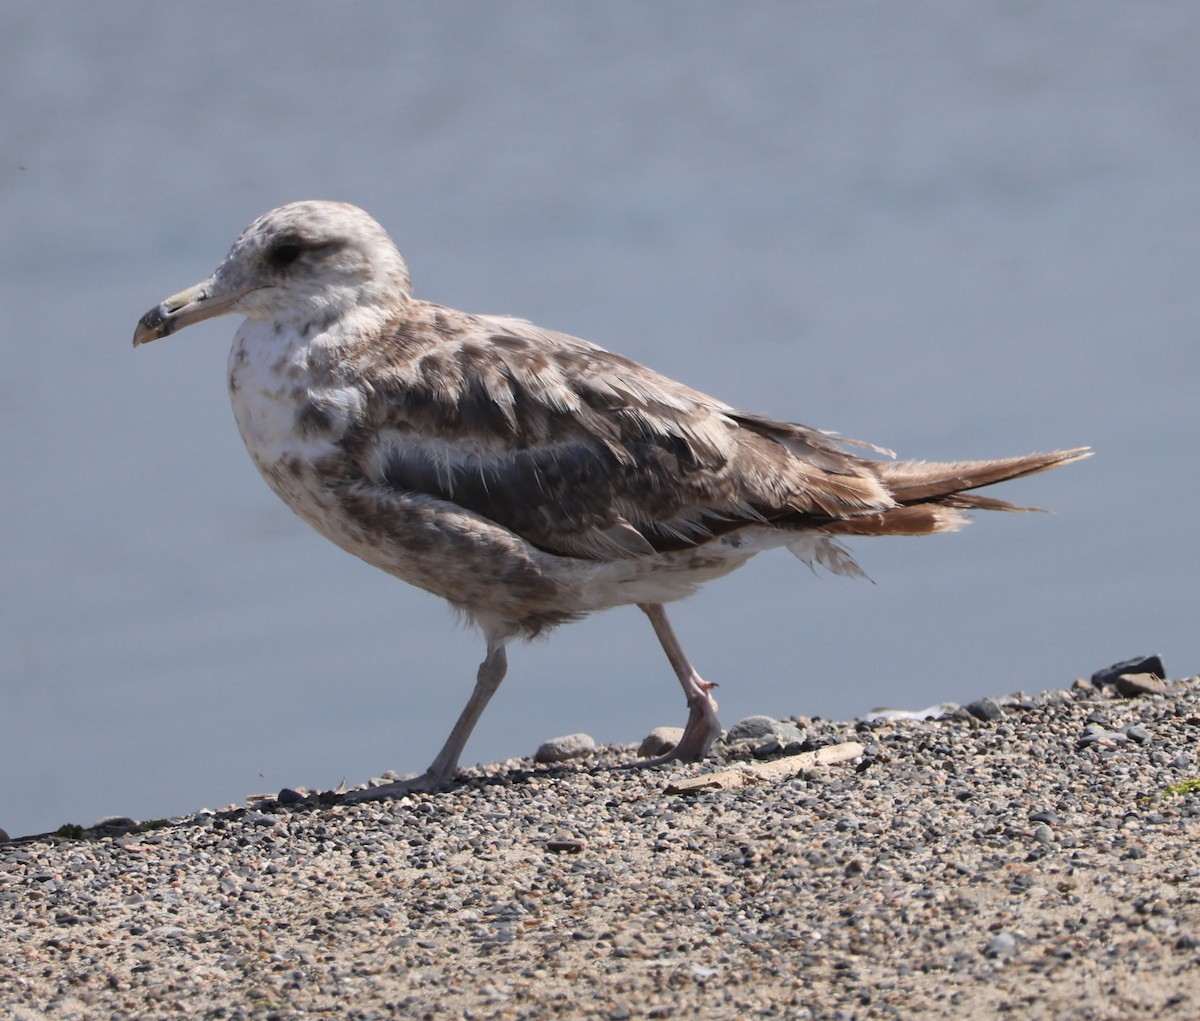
[132,306,174,347]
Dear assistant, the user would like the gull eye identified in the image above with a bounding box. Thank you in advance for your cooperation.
[267,237,305,269]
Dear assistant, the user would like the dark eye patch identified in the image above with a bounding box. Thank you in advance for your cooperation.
[265,236,347,270]
[266,236,305,269]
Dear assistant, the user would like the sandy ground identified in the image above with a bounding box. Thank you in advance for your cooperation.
[2,675,1198,1020]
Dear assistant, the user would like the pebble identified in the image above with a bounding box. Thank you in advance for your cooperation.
[1033,824,1055,845]
[533,732,597,763]
[966,696,1005,721]
[638,726,683,757]
[750,738,785,759]
[1116,673,1168,698]
[985,932,1018,958]
[724,714,804,746]
[1078,724,1129,749]
[2,672,1198,1019]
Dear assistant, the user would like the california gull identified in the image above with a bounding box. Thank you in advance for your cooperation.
[133,200,1090,799]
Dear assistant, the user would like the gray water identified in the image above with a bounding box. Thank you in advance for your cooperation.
[2,3,1197,838]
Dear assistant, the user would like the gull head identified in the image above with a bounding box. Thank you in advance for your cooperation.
[133,201,413,347]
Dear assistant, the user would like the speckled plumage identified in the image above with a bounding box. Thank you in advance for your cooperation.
[134,200,1089,797]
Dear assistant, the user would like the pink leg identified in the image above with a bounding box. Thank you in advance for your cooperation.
[636,602,722,763]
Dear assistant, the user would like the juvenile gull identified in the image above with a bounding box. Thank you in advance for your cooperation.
[134,200,1090,799]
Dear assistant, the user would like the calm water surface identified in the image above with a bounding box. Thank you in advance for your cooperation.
[2,4,1197,837]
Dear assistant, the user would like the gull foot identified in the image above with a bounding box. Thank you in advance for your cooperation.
[628,724,723,768]
[624,681,723,768]
[340,772,451,803]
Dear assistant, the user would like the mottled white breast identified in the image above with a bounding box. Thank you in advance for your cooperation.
[231,320,360,445]
[226,321,360,513]
[229,323,308,461]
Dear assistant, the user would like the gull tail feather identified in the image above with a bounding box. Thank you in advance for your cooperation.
[878,447,1091,505]
[821,447,1091,538]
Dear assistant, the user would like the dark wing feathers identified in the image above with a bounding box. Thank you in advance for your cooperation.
[338,304,894,559]
[339,303,1088,559]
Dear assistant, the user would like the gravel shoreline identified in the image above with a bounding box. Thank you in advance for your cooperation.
[3,667,1199,1020]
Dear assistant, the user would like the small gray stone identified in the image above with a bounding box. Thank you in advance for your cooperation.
[534,732,597,763]
[1033,824,1055,845]
[1078,724,1129,749]
[984,932,1017,958]
[1123,725,1152,744]
[966,697,1004,722]
[638,727,683,757]
[1029,809,1060,826]
[1115,673,1167,698]
[726,715,804,745]
[727,715,783,742]
[751,739,783,760]
[774,721,805,744]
